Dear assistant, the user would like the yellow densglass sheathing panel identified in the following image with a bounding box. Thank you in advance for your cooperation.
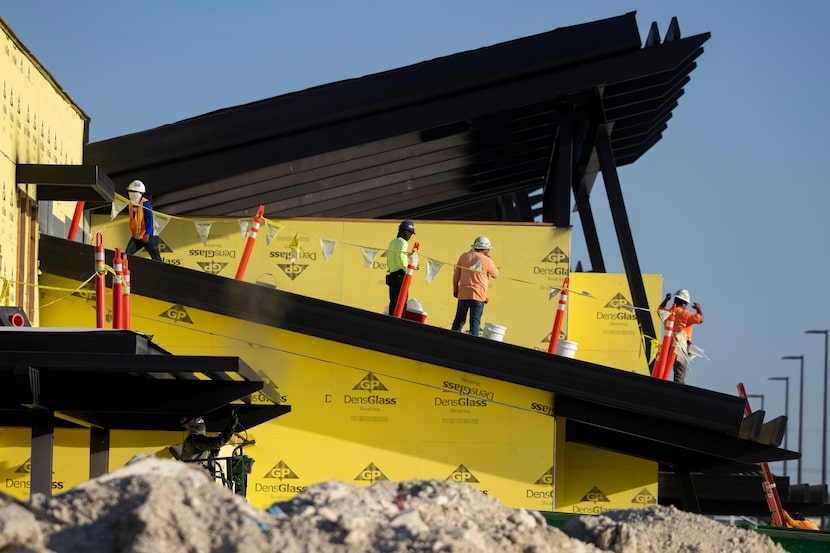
[1,21,86,167]
[38,272,556,510]
[567,272,664,374]
[550,273,664,511]
[2,19,87,311]
[91,215,571,351]
[553,418,658,513]
[0,427,91,499]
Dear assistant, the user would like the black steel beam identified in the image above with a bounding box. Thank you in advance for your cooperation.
[595,124,657,357]
[16,164,114,204]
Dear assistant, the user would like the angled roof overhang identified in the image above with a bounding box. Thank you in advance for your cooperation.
[83,12,710,224]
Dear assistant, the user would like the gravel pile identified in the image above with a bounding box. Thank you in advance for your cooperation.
[0,456,787,552]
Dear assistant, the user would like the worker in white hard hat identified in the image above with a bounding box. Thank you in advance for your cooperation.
[656,288,704,384]
[451,236,499,336]
[386,220,416,314]
[124,180,162,261]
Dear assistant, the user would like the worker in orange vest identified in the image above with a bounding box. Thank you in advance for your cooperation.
[657,288,703,384]
[125,180,162,262]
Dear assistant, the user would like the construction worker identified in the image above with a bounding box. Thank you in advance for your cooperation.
[178,412,239,462]
[125,179,162,261]
[658,288,703,384]
[451,236,499,336]
[386,220,415,314]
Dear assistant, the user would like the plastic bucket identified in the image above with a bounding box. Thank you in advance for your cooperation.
[482,323,506,341]
[555,339,578,358]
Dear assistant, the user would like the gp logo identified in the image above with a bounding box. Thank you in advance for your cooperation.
[352,373,388,392]
[604,292,632,310]
[263,461,298,480]
[277,263,309,280]
[580,486,610,503]
[534,468,554,485]
[631,489,657,505]
[72,289,96,302]
[540,247,569,264]
[16,459,31,473]
[196,261,228,275]
[447,465,479,483]
[160,304,194,324]
[354,463,388,483]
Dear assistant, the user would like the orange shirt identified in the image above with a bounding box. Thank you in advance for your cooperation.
[673,307,703,342]
[452,250,499,302]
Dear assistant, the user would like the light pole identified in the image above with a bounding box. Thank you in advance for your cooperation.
[769,376,790,477]
[748,394,765,411]
[782,355,805,484]
[806,329,828,496]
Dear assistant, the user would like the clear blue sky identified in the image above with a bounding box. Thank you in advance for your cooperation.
[5,1,830,483]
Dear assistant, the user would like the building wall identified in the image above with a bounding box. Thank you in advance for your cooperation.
[35,215,663,512]
[0,18,88,321]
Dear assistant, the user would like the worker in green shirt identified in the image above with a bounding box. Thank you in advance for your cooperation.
[386,220,415,314]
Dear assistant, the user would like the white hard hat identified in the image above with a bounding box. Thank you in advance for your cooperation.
[126,180,146,194]
[183,417,206,435]
[472,236,491,250]
[674,289,691,303]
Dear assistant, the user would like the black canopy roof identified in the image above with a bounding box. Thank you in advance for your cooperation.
[83,12,708,226]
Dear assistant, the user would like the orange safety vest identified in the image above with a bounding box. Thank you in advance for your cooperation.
[128,199,151,239]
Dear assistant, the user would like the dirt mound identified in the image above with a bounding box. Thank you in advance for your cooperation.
[0,456,786,552]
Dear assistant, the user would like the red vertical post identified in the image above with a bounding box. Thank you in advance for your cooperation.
[94,233,107,328]
[235,205,265,280]
[393,242,419,318]
[653,306,675,379]
[67,201,85,240]
[547,277,570,353]
[112,249,123,329]
[122,255,131,330]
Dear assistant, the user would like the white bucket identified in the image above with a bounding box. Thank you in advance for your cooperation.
[482,323,506,341]
[555,339,578,358]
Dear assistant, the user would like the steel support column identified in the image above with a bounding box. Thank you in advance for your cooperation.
[90,427,110,478]
[542,105,573,227]
[31,408,55,496]
[595,128,657,357]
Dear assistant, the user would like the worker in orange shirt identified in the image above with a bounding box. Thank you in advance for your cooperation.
[657,288,703,384]
[451,236,499,337]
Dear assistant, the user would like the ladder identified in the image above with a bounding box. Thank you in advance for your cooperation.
[737,382,785,527]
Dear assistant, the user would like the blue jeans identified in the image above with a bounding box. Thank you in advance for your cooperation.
[451,300,485,336]
[126,236,162,261]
